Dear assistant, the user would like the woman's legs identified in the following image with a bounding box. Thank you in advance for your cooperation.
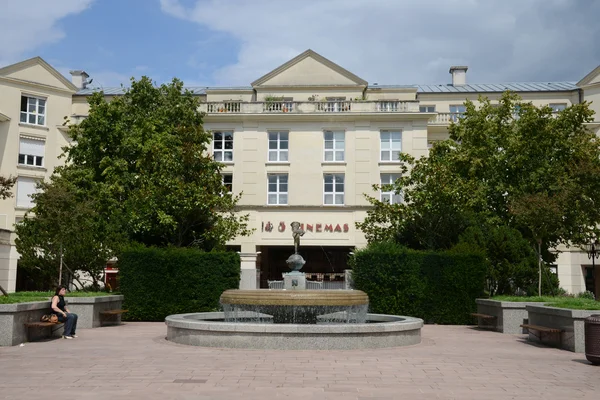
[62,314,75,337]
[70,313,78,336]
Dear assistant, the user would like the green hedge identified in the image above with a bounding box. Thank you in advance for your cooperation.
[351,242,486,324]
[119,246,240,321]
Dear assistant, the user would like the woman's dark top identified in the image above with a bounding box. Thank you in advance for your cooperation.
[53,295,66,313]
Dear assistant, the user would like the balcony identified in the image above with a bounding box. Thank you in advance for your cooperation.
[431,113,463,124]
[200,100,421,114]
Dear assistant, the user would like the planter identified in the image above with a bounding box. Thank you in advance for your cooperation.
[0,301,57,346]
[526,305,600,353]
[64,295,124,329]
[0,295,124,346]
[475,299,541,334]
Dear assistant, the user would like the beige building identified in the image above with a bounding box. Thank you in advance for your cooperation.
[1,50,599,296]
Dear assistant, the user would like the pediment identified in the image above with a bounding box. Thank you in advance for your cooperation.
[0,57,77,92]
[578,65,600,87]
[252,50,367,87]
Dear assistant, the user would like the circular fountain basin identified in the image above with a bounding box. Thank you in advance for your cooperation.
[221,289,369,306]
[165,312,423,350]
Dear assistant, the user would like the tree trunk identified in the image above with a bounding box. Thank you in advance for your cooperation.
[0,283,8,296]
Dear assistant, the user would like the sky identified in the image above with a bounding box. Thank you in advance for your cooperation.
[0,0,598,89]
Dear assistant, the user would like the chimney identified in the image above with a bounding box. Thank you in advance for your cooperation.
[70,70,90,89]
[449,66,468,86]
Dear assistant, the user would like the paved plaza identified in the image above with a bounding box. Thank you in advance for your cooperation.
[0,322,598,400]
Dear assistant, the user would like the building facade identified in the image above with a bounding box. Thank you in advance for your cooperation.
[1,50,599,295]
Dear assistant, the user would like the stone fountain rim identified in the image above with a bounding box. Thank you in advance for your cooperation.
[220,289,369,306]
[165,312,424,334]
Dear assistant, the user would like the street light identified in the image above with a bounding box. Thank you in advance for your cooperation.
[585,239,599,294]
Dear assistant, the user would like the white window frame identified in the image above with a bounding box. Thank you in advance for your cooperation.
[212,131,234,162]
[323,173,344,205]
[549,103,567,113]
[222,173,233,195]
[20,95,46,126]
[449,104,466,122]
[380,173,402,204]
[267,174,288,205]
[323,131,345,162]
[268,131,289,162]
[419,105,436,113]
[380,130,402,162]
[18,137,45,168]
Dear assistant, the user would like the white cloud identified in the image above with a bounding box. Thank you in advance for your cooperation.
[0,0,94,67]
[160,0,600,86]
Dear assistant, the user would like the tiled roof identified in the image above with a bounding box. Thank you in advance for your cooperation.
[76,82,579,96]
[414,82,578,93]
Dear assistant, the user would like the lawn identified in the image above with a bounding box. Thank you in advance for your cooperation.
[492,295,600,310]
[0,291,118,304]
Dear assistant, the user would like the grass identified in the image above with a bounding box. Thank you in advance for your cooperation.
[0,291,119,304]
[491,295,600,310]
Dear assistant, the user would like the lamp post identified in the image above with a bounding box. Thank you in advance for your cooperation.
[585,239,599,294]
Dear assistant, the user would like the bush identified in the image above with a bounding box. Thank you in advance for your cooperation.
[118,245,240,321]
[577,290,596,300]
[350,241,486,324]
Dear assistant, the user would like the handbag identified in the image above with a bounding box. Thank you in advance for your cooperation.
[41,314,59,323]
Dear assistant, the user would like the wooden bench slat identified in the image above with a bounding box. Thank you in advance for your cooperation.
[24,322,61,328]
[471,313,496,320]
[520,324,562,333]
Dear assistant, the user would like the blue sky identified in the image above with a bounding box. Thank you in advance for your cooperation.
[0,0,599,89]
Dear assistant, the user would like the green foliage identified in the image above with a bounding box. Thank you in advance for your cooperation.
[544,298,600,310]
[118,246,240,321]
[0,175,16,200]
[456,224,559,296]
[16,76,251,285]
[577,290,596,300]
[350,241,486,324]
[357,93,599,296]
[0,291,116,304]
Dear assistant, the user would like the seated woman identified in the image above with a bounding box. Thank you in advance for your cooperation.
[51,285,78,339]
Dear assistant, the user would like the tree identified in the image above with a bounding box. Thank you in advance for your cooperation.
[358,92,600,294]
[15,173,121,288]
[16,77,251,285]
[0,176,16,200]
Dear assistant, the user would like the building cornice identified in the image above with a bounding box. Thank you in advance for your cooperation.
[254,84,367,91]
[0,76,76,96]
[203,112,433,124]
[0,56,78,92]
[0,112,10,122]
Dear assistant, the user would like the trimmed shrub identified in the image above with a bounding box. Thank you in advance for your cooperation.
[119,246,240,321]
[351,242,486,324]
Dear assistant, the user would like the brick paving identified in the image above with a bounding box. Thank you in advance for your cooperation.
[0,322,598,400]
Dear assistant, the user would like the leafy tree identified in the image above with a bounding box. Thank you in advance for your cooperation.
[16,77,251,285]
[0,176,16,200]
[358,92,599,294]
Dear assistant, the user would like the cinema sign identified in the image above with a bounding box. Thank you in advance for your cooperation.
[261,221,350,233]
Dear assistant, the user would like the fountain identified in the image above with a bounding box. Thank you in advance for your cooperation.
[165,221,423,350]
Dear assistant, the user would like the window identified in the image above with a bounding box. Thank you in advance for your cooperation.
[268,174,288,205]
[419,105,436,113]
[18,137,45,167]
[324,131,344,162]
[380,130,402,162]
[16,177,38,208]
[324,174,344,205]
[213,131,233,162]
[380,174,402,204]
[222,174,233,194]
[268,131,289,162]
[20,95,46,126]
[549,103,567,113]
[449,104,466,121]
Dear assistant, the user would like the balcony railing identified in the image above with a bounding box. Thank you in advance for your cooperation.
[432,112,463,124]
[200,100,421,114]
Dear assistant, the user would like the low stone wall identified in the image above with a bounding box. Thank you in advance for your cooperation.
[526,304,599,353]
[0,295,124,346]
[65,295,124,328]
[0,301,61,346]
[476,299,541,334]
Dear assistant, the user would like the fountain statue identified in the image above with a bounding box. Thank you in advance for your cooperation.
[285,221,306,277]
